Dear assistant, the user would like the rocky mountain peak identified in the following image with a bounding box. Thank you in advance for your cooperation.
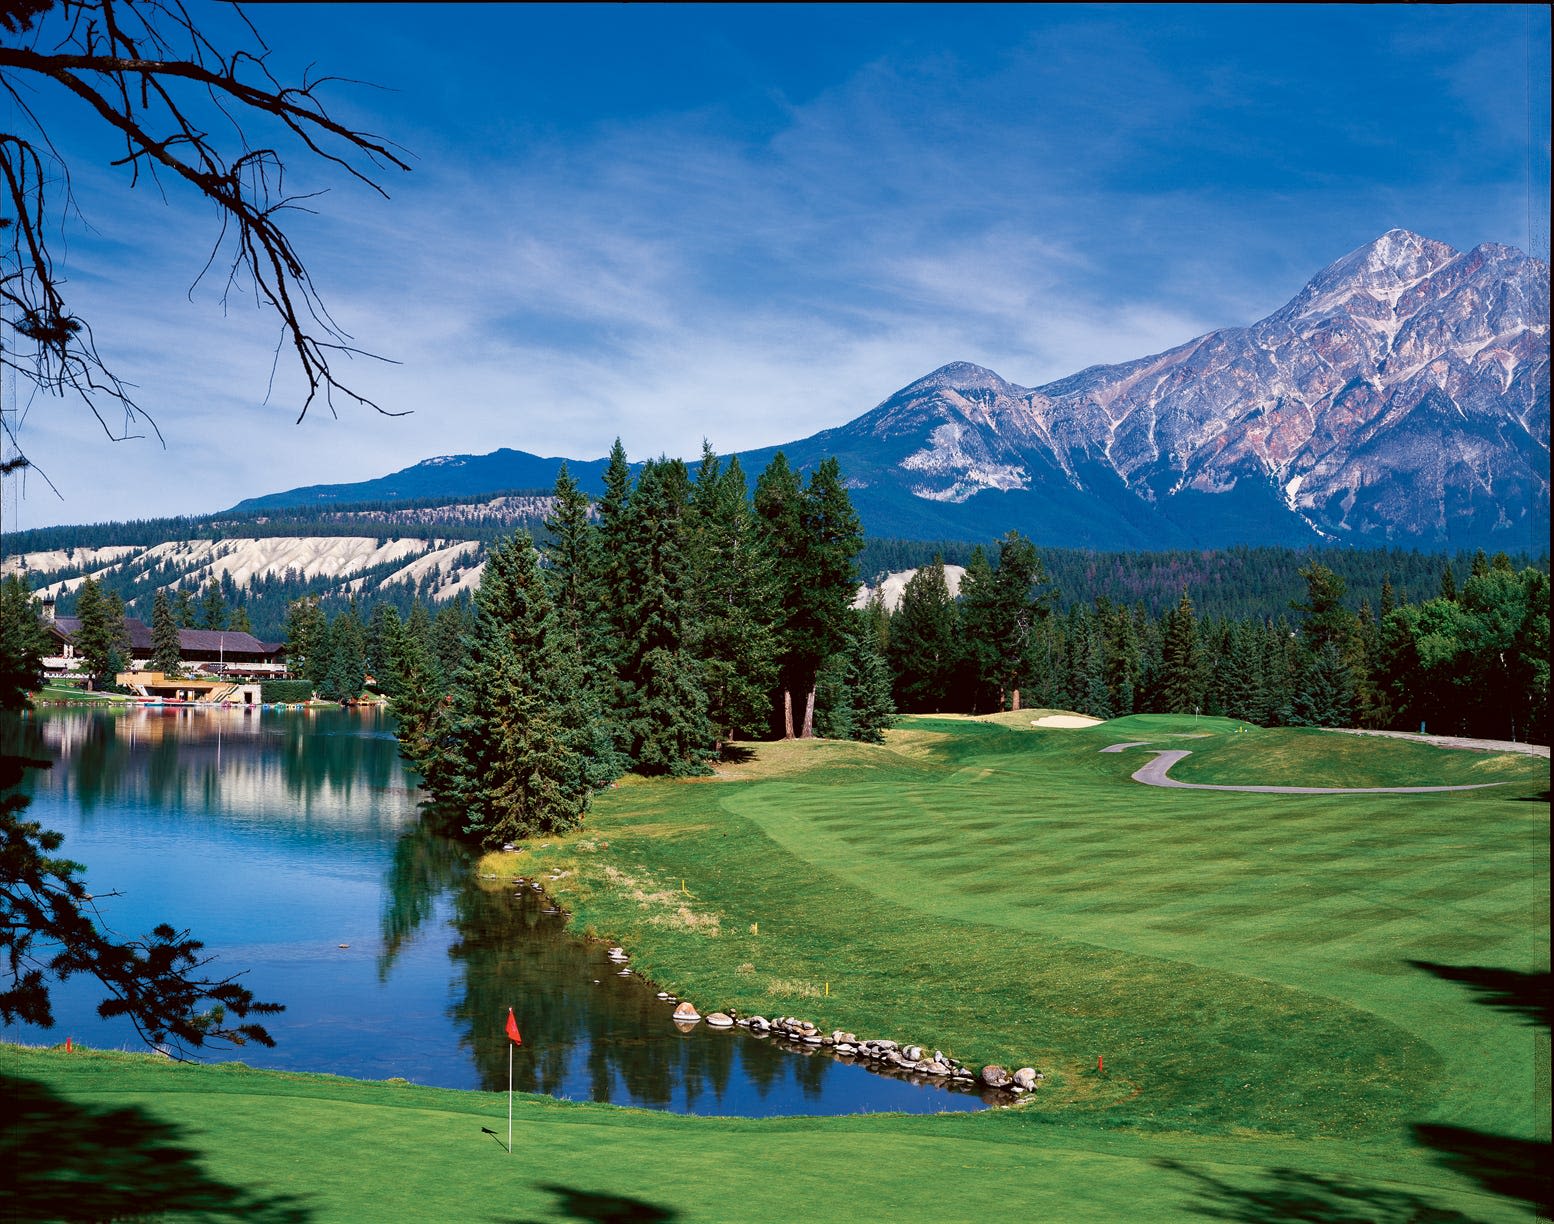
[1282,228,1462,322]
[897,361,1027,398]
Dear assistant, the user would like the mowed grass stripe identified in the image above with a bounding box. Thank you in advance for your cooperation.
[541,716,1544,1145]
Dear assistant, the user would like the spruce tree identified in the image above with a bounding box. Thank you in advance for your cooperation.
[431,597,472,683]
[887,558,961,713]
[1159,591,1203,714]
[198,578,228,630]
[0,575,51,708]
[283,597,327,684]
[792,458,863,736]
[616,459,714,776]
[71,578,130,688]
[321,610,366,703]
[150,588,183,675]
[437,531,601,845]
[687,447,778,747]
[753,451,807,737]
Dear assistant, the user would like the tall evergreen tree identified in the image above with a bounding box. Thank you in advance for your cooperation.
[753,452,807,737]
[1101,600,1141,717]
[283,597,327,686]
[367,603,407,696]
[431,597,473,684]
[888,558,961,713]
[815,609,896,742]
[321,607,366,702]
[687,447,778,747]
[616,459,715,776]
[173,586,196,628]
[434,531,602,845]
[1159,591,1204,714]
[150,588,183,675]
[198,578,228,631]
[0,575,51,708]
[791,458,863,737]
[1220,619,1268,724]
[71,577,130,688]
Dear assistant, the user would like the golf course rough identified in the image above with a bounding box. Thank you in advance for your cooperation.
[6,711,1546,1222]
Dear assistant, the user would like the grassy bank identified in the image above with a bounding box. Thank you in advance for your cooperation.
[6,713,1547,1221]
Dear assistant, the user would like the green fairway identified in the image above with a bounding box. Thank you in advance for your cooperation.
[6,714,1547,1221]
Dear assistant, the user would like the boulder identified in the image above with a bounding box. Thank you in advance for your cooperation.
[979,1065,1011,1089]
[705,1012,735,1028]
[1013,1067,1039,1089]
[903,1045,923,1062]
[672,1002,700,1021]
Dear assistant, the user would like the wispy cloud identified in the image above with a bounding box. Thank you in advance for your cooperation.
[5,4,1546,529]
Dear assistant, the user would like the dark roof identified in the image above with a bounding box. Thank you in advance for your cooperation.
[46,617,283,657]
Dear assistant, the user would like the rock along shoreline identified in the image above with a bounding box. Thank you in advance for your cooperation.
[510,871,1043,1106]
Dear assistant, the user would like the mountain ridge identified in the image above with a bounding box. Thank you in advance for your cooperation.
[230,230,1549,552]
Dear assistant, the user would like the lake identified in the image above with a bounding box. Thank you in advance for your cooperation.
[1,705,990,1115]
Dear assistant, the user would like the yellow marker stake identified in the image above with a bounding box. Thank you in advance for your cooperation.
[824,981,830,997]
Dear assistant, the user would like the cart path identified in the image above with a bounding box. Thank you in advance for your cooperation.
[1118,748,1504,794]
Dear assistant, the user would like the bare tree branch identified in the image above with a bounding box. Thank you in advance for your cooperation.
[0,0,411,471]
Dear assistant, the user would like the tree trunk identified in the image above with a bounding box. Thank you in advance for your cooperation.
[801,686,816,738]
[1011,687,1021,711]
[782,688,795,739]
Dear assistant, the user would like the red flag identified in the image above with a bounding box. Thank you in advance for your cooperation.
[505,1008,522,1046]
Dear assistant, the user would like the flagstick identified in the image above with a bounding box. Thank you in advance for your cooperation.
[507,1040,514,1156]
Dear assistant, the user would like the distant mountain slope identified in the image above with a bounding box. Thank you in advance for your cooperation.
[229,451,618,513]
[228,230,1549,552]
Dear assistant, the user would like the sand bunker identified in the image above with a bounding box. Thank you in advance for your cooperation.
[1031,714,1103,729]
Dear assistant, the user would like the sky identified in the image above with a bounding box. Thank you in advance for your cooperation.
[1,2,1549,530]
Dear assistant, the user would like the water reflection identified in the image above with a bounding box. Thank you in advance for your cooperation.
[3,707,988,1115]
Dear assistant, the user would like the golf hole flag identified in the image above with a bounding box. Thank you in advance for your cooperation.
[505,1008,522,1046]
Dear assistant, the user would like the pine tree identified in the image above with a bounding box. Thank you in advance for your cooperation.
[0,575,51,708]
[687,447,778,747]
[753,452,807,737]
[283,597,327,685]
[1159,591,1203,714]
[173,586,196,628]
[198,578,228,631]
[616,459,714,776]
[227,605,252,634]
[365,603,406,695]
[792,458,863,736]
[1220,620,1268,724]
[435,531,601,845]
[1102,600,1140,716]
[887,558,961,712]
[542,462,601,651]
[321,608,366,702]
[1291,642,1354,727]
[150,588,183,676]
[431,597,472,681]
[71,577,130,688]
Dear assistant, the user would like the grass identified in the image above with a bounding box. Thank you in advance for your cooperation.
[6,713,1547,1221]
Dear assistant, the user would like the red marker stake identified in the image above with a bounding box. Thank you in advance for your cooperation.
[65,1037,72,1052]
[1097,1054,1103,1073]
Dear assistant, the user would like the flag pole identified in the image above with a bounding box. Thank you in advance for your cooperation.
[507,1038,513,1156]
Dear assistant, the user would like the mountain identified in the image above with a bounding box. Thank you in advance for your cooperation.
[232,230,1549,552]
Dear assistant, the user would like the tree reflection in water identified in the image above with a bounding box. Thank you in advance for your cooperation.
[377,820,836,1111]
[9,706,988,1115]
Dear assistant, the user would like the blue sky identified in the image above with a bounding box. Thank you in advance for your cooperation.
[2,2,1549,529]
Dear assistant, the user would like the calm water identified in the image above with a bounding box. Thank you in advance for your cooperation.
[1,706,988,1115]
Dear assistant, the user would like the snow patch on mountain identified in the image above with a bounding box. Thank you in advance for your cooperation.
[900,423,1029,503]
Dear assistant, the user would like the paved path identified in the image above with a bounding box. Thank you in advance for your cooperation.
[1123,748,1504,794]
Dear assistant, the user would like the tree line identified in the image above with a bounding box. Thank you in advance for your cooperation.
[375,444,894,848]
[882,547,1548,743]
